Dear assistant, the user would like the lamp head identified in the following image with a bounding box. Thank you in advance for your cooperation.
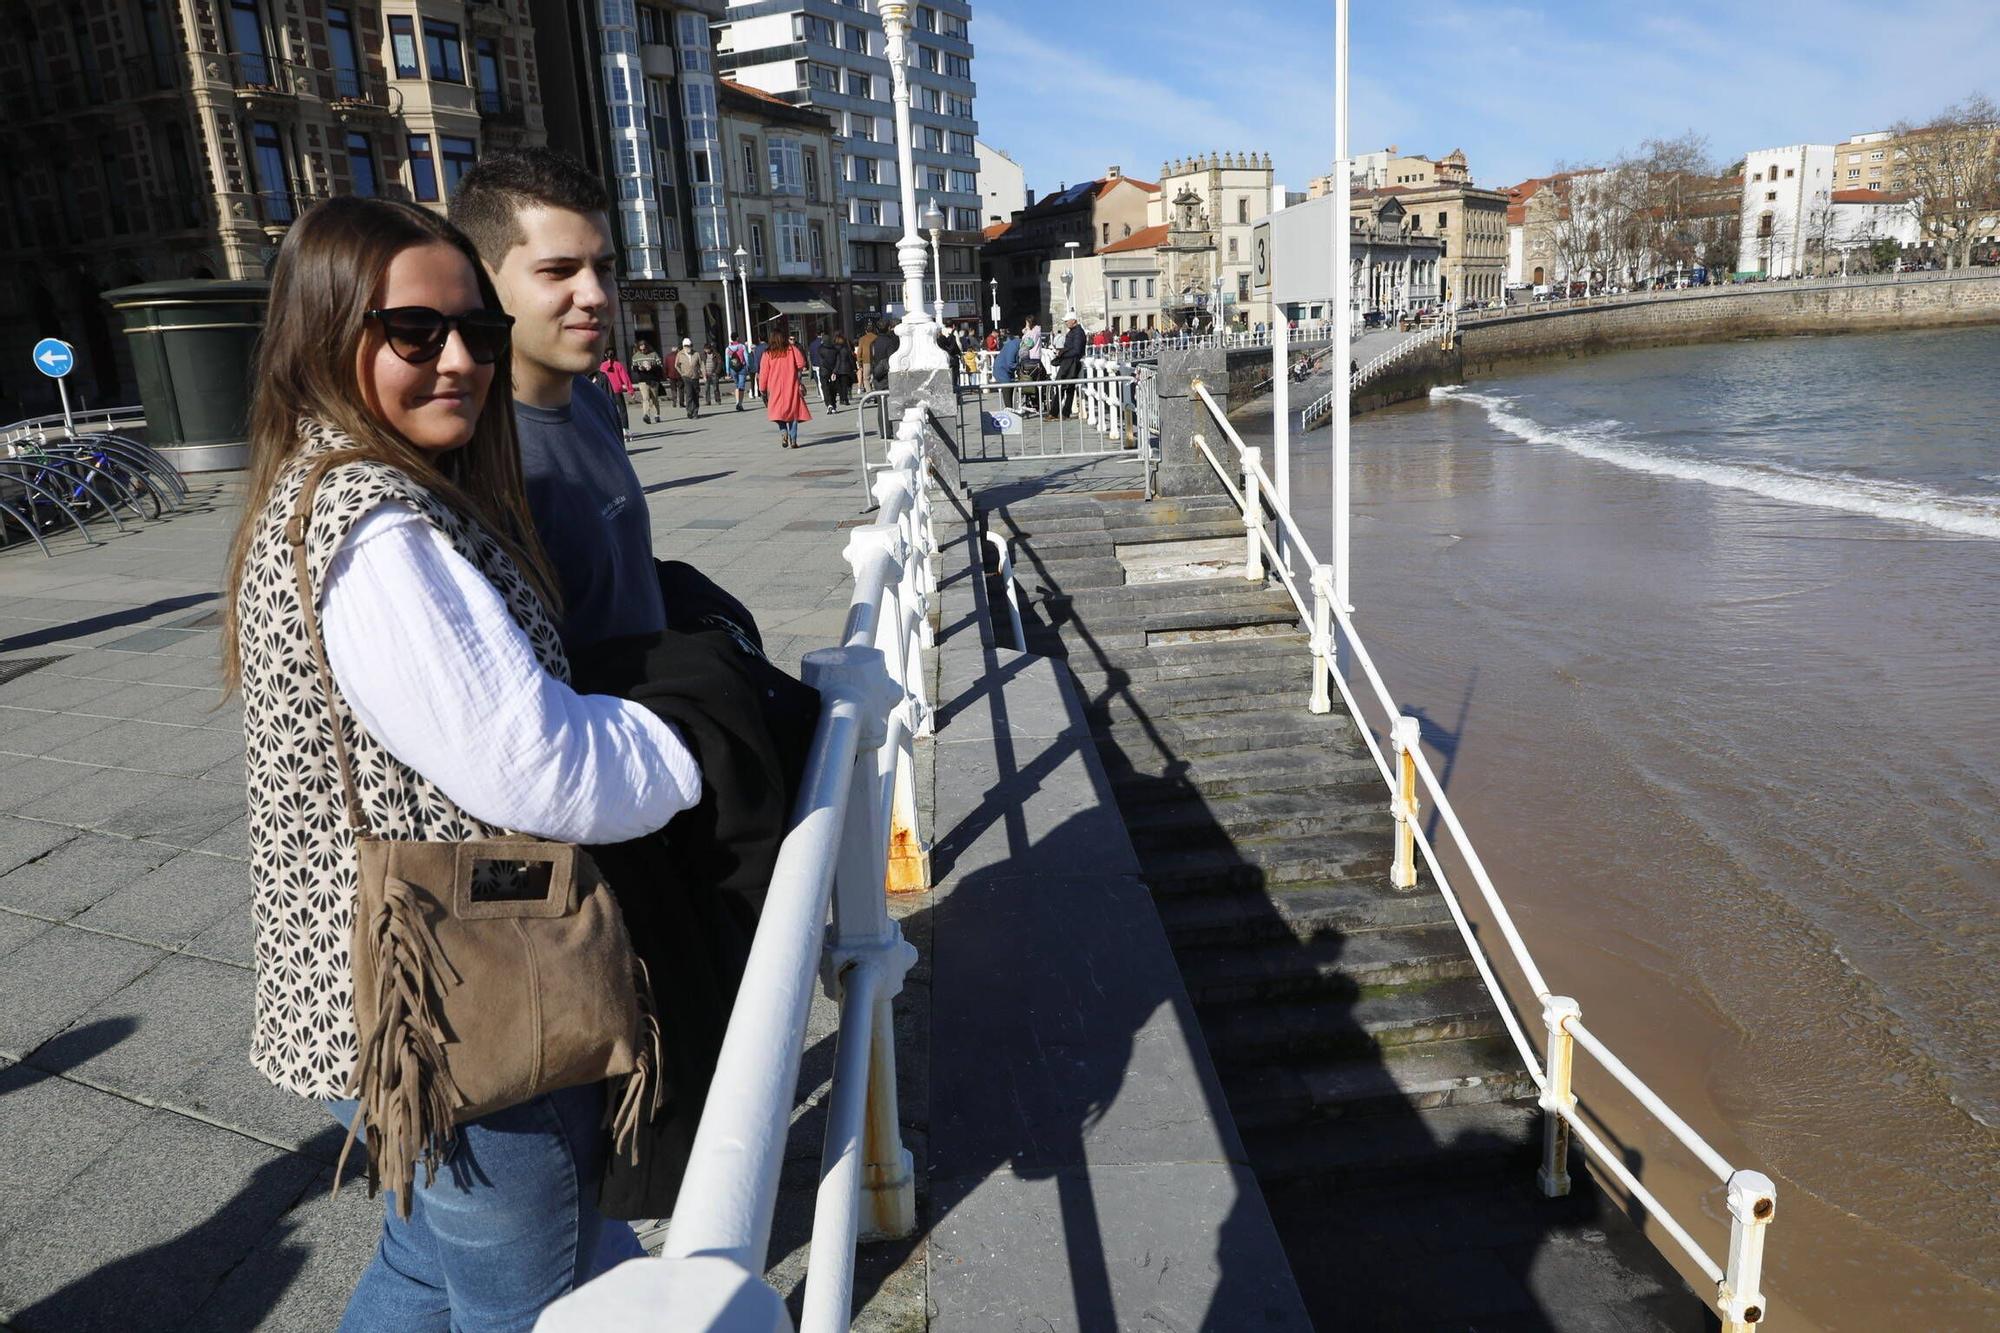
[922,198,945,235]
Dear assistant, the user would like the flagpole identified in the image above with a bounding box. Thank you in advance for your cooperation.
[1332,0,1353,611]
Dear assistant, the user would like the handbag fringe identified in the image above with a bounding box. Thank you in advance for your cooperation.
[608,955,666,1165]
[334,877,465,1219]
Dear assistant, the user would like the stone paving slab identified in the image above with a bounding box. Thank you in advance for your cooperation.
[0,401,902,1330]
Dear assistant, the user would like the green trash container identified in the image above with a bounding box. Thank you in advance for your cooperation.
[101,279,270,473]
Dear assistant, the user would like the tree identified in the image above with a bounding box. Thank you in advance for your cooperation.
[1869,237,1903,271]
[1802,196,1839,275]
[1891,94,2000,270]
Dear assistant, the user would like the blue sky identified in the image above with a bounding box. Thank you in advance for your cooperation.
[972,0,2000,199]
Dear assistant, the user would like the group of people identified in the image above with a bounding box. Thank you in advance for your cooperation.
[592,331,814,445]
[986,313,1092,418]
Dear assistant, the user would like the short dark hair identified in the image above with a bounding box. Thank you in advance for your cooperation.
[448,148,608,268]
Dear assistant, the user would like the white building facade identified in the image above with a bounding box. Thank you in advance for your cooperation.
[976,139,1026,225]
[1738,144,1835,278]
[715,0,980,325]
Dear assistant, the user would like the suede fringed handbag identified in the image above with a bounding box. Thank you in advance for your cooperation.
[285,455,662,1217]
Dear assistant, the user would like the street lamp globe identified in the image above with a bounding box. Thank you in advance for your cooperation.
[921,199,945,238]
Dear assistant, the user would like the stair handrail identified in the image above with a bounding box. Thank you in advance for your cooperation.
[539,405,944,1333]
[1187,381,1777,1332]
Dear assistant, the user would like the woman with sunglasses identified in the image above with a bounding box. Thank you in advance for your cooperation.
[222,197,701,1331]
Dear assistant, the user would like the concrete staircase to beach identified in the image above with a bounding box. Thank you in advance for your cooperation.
[984,488,1706,1328]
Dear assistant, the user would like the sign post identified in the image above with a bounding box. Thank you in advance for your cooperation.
[32,337,76,435]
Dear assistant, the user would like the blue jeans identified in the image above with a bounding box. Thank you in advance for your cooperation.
[328,1084,644,1333]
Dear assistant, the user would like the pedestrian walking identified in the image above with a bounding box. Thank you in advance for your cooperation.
[672,337,701,418]
[597,346,633,437]
[223,194,702,1333]
[746,340,766,403]
[758,329,812,448]
[869,326,898,389]
[828,333,857,408]
[856,321,879,377]
[993,328,1019,409]
[806,330,827,402]
[630,339,664,424]
[701,344,721,405]
[725,335,750,410]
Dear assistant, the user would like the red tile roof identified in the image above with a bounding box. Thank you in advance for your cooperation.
[718,78,796,110]
[1099,222,1170,254]
[1099,176,1160,197]
[982,220,1013,241]
[1832,188,1913,204]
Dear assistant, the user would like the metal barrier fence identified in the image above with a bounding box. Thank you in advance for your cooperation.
[1084,321,1339,363]
[2,403,146,444]
[1188,380,1777,1332]
[957,360,1155,497]
[2,419,190,557]
[539,402,944,1333]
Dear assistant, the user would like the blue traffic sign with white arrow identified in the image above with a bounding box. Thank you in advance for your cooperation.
[32,338,75,379]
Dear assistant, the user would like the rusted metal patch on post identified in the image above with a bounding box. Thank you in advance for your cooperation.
[885,826,929,894]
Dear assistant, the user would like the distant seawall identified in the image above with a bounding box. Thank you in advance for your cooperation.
[1457,269,2000,377]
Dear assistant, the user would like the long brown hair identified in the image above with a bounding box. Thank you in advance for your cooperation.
[220,196,557,691]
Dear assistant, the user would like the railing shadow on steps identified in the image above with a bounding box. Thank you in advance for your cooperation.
[985,486,1720,1328]
[1186,379,1777,1332]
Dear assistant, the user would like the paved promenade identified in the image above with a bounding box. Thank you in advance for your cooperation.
[0,394,883,1330]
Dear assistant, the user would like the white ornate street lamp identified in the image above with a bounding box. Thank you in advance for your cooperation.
[735,245,753,344]
[878,1,946,372]
[923,196,946,327]
[988,277,999,333]
[1063,239,1080,320]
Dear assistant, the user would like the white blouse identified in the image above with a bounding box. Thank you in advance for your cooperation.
[320,502,701,844]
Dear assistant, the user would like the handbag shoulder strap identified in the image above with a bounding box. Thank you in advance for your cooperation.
[283,452,374,837]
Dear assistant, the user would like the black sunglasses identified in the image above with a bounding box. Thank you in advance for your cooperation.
[365,306,515,365]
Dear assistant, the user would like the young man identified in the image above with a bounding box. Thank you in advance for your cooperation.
[672,337,701,419]
[724,335,750,410]
[449,148,665,654]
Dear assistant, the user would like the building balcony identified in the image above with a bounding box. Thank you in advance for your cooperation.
[120,55,181,100]
[330,69,402,120]
[466,0,509,31]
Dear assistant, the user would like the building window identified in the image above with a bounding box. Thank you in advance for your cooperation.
[250,119,293,220]
[844,24,866,52]
[1784,168,1794,178]
[1237,273,1250,301]
[409,133,438,201]
[1870,150,1885,161]
[423,19,463,82]
[854,199,881,226]
[845,70,870,98]
[139,0,176,89]
[804,150,820,200]
[749,218,766,272]
[918,85,941,113]
[1108,279,1120,299]
[1227,237,1238,259]
[226,0,273,85]
[329,6,362,98]
[947,92,972,118]
[637,6,666,44]
[848,112,873,140]
[922,126,944,152]
[803,61,837,93]
[1146,277,1155,298]
[794,13,835,43]
[948,131,974,155]
[741,136,758,188]
[768,137,803,194]
[1765,191,1777,202]
[346,131,378,196]
[925,167,945,192]
[851,155,877,184]
[944,52,969,78]
[941,11,966,38]
[915,5,934,31]
[918,45,938,73]
[1848,168,1860,179]
[850,241,875,272]
[476,37,503,113]
[952,206,978,230]
[389,15,421,78]
[809,222,825,272]
[100,140,129,233]
[776,209,808,271]
[440,135,476,196]
[949,168,975,193]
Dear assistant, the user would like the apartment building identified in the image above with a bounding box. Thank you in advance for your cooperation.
[0,0,543,411]
[718,78,844,337]
[715,0,980,328]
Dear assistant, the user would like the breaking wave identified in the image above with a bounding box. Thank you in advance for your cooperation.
[1431,387,2000,540]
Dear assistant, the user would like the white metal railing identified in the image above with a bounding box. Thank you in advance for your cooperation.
[539,405,946,1333]
[981,530,1025,650]
[1188,380,1777,1332]
[1301,315,1457,432]
[1085,320,1340,362]
[965,362,1152,495]
[1463,264,2000,323]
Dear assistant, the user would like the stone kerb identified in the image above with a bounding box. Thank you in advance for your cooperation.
[1153,345,1230,498]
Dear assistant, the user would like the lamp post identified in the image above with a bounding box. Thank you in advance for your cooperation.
[988,277,999,334]
[878,1,946,371]
[1063,240,1080,321]
[923,196,946,328]
[1332,0,1352,611]
[714,202,734,345]
[734,245,752,345]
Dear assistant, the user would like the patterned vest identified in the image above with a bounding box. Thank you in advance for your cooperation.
[237,422,569,1098]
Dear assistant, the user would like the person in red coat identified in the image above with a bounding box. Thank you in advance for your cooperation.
[757,329,813,448]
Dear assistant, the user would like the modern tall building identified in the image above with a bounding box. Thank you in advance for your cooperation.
[713,0,980,327]
[976,139,1026,224]
[528,0,737,349]
[0,0,544,414]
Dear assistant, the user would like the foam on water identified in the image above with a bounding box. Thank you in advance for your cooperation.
[1431,385,2000,540]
